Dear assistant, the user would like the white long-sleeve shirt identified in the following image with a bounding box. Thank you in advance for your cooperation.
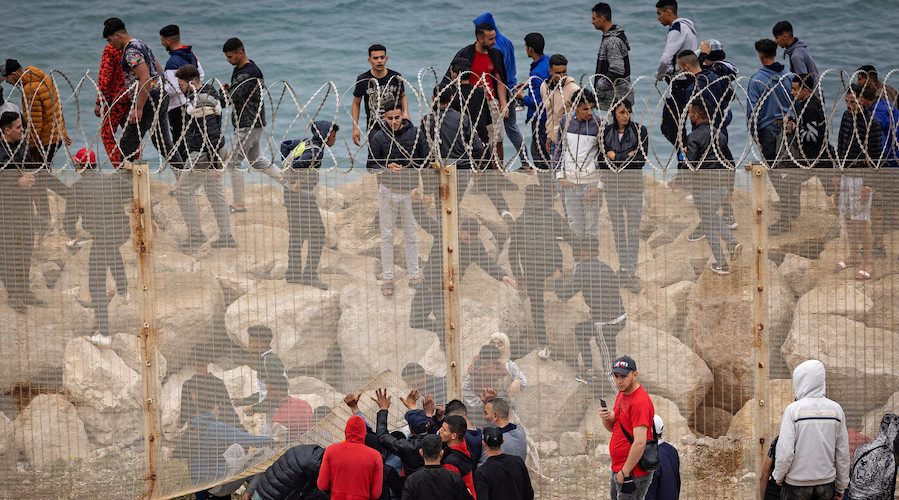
[656,18,697,78]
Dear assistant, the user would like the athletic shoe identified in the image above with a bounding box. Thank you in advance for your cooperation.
[709,262,730,276]
[728,241,743,261]
[728,215,738,229]
[210,236,238,249]
[686,226,706,242]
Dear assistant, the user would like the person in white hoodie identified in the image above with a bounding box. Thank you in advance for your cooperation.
[552,89,602,239]
[773,360,849,500]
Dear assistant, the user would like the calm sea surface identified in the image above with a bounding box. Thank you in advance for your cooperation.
[4,0,899,175]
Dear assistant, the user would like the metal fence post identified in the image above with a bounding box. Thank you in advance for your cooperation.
[748,162,770,469]
[128,162,162,499]
[434,161,462,399]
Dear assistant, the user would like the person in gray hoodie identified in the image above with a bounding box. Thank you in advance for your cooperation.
[773,360,849,500]
[592,3,632,111]
[773,21,821,93]
[655,0,696,152]
[847,413,899,500]
[281,121,338,290]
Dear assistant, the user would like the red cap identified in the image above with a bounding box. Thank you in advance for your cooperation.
[74,148,97,166]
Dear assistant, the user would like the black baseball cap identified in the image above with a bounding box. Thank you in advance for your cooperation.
[482,424,503,447]
[611,355,637,375]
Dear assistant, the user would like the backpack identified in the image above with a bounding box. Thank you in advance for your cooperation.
[848,440,897,500]
[620,424,660,472]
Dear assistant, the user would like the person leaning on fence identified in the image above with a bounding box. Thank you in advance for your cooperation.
[552,88,603,240]
[63,148,132,348]
[508,183,573,359]
[281,121,337,290]
[592,2,633,112]
[847,413,899,500]
[0,111,45,314]
[461,344,515,412]
[233,325,290,436]
[173,63,237,253]
[371,387,431,481]
[220,37,284,213]
[598,355,655,500]
[244,443,328,500]
[487,333,526,401]
[773,360,849,500]
[474,424,534,500]
[402,363,448,407]
[602,99,649,293]
[834,86,883,281]
[401,433,474,500]
[103,18,184,170]
[645,415,680,500]
[553,236,626,385]
[94,20,131,168]
[539,54,580,155]
[367,99,422,297]
[685,101,742,276]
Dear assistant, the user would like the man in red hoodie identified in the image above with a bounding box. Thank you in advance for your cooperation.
[441,415,477,498]
[317,414,383,499]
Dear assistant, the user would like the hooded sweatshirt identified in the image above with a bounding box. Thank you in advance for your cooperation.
[656,18,697,78]
[595,25,632,109]
[848,413,899,500]
[773,360,849,491]
[282,120,336,191]
[317,415,384,500]
[746,62,791,136]
[0,86,21,117]
[540,77,581,145]
[163,46,204,110]
[473,14,516,90]
[442,439,477,498]
[367,118,422,190]
[17,66,67,147]
[552,111,603,186]
[784,39,820,89]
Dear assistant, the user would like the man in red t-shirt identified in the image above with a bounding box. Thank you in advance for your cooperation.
[599,355,655,499]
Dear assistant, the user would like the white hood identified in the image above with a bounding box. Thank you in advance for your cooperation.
[792,359,826,400]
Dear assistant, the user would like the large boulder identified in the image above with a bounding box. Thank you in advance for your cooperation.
[861,279,899,332]
[782,313,899,423]
[779,254,813,298]
[689,404,733,438]
[621,282,678,335]
[225,280,340,371]
[0,412,12,457]
[13,394,91,469]
[514,352,590,442]
[288,376,345,409]
[0,291,94,393]
[615,322,713,413]
[63,337,142,446]
[337,284,442,388]
[543,286,591,362]
[198,224,290,282]
[459,266,529,366]
[636,243,698,288]
[769,176,840,260]
[108,270,224,368]
[686,271,755,413]
[160,366,198,440]
[728,379,794,439]
[794,284,873,321]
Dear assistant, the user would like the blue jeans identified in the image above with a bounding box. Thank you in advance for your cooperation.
[758,122,783,164]
[504,106,527,165]
[562,184,600,238]
[531,118,550,169]
[780,481,835,500]
[605,186,644,275]
[694,186,734,264]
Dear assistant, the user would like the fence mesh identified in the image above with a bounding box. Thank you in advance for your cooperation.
[1,67,898,499]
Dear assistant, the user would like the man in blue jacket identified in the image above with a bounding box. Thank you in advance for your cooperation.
[515,32,550,169]
[646,415,681,499]
[281,121,338,290]
[473,13,527,168]
[747,39,795,235]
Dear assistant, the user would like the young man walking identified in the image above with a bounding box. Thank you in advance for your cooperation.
[221,37,283,213]
[598,355,655,500]
[592,2,632,111]
[515,33,550,169]
[160,24,204,171]
[654,0,697,152]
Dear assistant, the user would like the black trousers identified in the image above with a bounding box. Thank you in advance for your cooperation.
[120,92,183,167]
[168,105,190,171]
[660,80,690,147]
[0,212,34,301]
[89,236,128,335]
[285,189,325,280]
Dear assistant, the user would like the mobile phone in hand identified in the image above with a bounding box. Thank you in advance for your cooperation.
[600,398,607,408]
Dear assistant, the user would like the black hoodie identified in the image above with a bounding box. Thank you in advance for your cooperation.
[367,118,422,191]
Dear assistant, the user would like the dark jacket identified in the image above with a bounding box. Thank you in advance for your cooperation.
[64,169,132,244]
[254,444,328,500]
[184,83,226,158]
[787,94,831,166]
[402,464,474,500]
[450,84,492,144]
[602,121,649,171]
[376,409,426,476]
[442,440,476,499]
[367,118,421,191]
[687,68,732,131]
[417,107,485,169]
[228,60,266,129]
[282,120,336,191]
[555,257,625,323]
[837,108,883,173]
[646,441,681,500]
[684,121,734,171]
[178,373,242,429]
[510,205,572,276]
[174,413,274,487]
[443,44,508,92]
[473,454,534,500]
[595,24,632,109]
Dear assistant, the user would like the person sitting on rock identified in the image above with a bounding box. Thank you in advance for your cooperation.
[402,362,448,406]
[486,332,526,402]
[553,237,626,386]
[461,344,516,413]
[232,325,289,436]
[281,121,338,290]
[179,345,243,431]
[408,215,516,348]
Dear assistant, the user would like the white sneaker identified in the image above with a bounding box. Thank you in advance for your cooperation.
[537,347,551,360]
[88,333,112,348]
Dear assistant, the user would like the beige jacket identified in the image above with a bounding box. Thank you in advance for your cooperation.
[540,76,580,145]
